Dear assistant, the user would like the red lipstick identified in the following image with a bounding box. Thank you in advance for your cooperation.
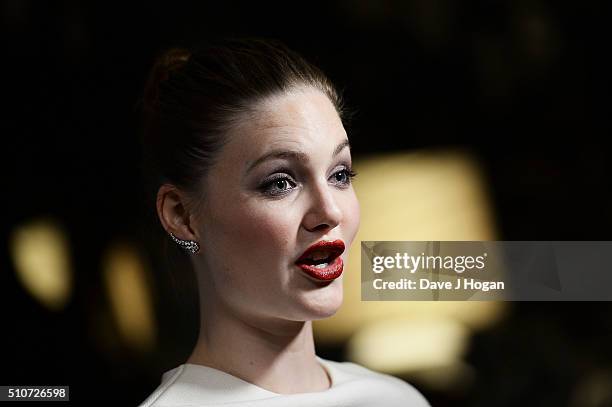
[295,240,345,281]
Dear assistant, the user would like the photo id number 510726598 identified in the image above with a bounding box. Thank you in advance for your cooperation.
[1,386,69,401]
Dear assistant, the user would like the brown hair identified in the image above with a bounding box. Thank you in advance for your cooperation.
[139,38,346,215]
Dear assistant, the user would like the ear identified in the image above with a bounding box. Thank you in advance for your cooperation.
[156,184,199,242]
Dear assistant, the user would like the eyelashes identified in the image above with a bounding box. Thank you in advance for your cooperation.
[259,166,358,197]
[332,168,357,185]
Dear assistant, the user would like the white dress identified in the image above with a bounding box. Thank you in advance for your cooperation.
[138,356,430,406]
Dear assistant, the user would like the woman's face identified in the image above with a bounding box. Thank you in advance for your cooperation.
[193,87,360,323]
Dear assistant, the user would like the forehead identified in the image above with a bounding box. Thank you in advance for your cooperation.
[226,87,347,160]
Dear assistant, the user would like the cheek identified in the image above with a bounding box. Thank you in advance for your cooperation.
[343,191,361,245]
[199,198,298,314]
[206,198,296,269]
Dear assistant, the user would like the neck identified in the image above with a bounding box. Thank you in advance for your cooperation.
[186,294,331,394]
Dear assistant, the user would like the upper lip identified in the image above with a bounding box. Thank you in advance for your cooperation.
[295,239,346,264]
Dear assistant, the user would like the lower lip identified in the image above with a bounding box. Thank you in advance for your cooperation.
[296,256,344,281]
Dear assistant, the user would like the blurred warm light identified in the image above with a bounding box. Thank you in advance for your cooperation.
[102,242,156,352]
[314,149,507,388]
[348,317,469,373]
[569,370,612,407]
[9,218,73,311]
[347,317,476,389]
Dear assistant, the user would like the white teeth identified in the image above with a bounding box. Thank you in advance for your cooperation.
[314,263,329,268]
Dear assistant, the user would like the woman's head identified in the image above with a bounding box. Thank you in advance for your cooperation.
[141,38,360,324]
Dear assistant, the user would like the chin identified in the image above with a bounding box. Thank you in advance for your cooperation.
[297,281,344,320]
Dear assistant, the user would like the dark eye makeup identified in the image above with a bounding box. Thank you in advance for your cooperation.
[258,164,357,197]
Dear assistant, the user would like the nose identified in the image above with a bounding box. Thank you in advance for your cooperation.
[302,180,343,233]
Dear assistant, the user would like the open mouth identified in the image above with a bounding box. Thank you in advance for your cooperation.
[295,240,345,281]
[298,252,339,268]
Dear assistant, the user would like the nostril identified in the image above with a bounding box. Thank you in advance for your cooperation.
[311,224,330,232]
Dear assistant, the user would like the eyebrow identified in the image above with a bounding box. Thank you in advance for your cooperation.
[246,139,351,174]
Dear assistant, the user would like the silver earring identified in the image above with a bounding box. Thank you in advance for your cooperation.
[169,232,200,254]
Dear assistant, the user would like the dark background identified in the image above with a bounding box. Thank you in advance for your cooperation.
[2,1,612,405]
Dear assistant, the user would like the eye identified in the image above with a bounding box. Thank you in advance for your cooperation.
[330,167,358,186]
[260,174,298,196]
